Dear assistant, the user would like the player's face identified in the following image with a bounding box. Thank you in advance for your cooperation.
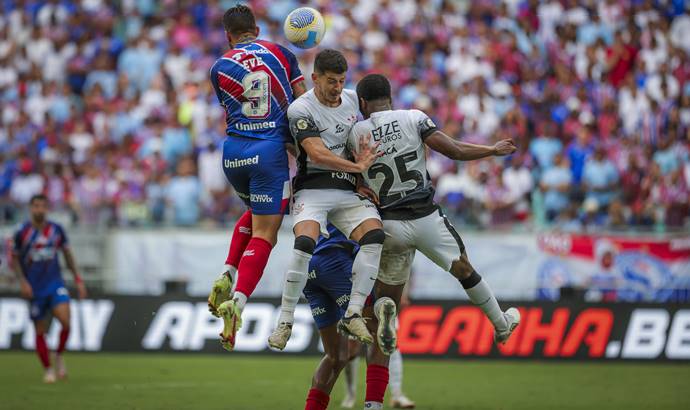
[313,71,346,105]
[30,199,48,224]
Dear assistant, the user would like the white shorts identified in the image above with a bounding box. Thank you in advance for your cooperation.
[291,189,381,237]
[378,209,465,285]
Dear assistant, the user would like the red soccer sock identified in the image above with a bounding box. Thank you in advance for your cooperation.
[35,333,50,368]
[365,364,389,404]
[57,327,70,354]
[225,210,253,268]
[305,388,330,410]
[234,237,273,298]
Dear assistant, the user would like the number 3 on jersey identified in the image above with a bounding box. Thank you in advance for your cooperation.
[242,71,270,118]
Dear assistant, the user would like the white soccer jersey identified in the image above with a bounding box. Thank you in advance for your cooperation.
[348,109,439,219]
[287,89,359,191]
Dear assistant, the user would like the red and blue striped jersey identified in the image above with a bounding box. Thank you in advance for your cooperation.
[13,221,68,296]
[210,40,304,144]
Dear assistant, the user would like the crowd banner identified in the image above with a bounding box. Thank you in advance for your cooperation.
[1,295,688,361]
[106,229,690,301]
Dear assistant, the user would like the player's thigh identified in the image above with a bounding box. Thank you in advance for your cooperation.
[246,141,290,216]
[304,281,341,330]
[291,189,335,238]
[415,209,469,276]
[222,138,253,205]
[50,287,71,327]
[377,220,415,286]
[327,192,381,239]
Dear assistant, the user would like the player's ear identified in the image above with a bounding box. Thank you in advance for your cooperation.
[226,32,234,47]
[254,26,260,38]
[311,72,318,83]
[359,98,366,115]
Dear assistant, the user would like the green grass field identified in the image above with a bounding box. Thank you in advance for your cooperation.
[1,352,689,410]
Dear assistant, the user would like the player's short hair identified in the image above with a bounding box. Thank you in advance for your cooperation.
[314,49,348,74]
[356,74,391,102]
[223,4,256,35]
[29,194,48,205]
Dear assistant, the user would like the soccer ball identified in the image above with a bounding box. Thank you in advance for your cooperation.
[283,7,326,49]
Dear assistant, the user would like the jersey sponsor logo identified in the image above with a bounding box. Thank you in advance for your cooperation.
[330,172,357,186]
[250,194,274,203]
[380,146,399,157]
[371,120,402,143]
[224,155,260,169]
[308,269,317,280]
[327,142,346,151]
[28,246,58,262]
[235,121,276,131]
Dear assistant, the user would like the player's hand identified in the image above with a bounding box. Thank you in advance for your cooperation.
[77,281,88,299]
[492,139,517,156]
[353,134,381,172]
[357,184,379,205]
[20,280,33,299]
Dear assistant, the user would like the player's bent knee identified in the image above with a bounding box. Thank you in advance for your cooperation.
[294,235,316,254]
[450,256,474,281]
[358,228,385,246]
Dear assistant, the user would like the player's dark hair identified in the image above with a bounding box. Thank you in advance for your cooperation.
[356,74,391,102]
[314,49,348,74]
[223,4,257,35]
[29,194,48,205]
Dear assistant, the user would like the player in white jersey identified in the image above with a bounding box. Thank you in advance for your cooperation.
[349,74,521,360]
[268,50,389,350]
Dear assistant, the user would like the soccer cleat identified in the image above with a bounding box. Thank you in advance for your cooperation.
[337,314,373,344]
[43,368,56,384]
[218,300,242,352]
[55,354,67,380]
[390,394,416,409]
[374,297,397,355]
[267,322,293,350]
[340,393,355,408]
[494,307,521,344]
[208,271,233,317]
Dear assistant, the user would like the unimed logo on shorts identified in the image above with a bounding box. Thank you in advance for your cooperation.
[224,155,259,168]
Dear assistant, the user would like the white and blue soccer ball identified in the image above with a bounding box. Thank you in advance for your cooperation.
[283,7,326,49]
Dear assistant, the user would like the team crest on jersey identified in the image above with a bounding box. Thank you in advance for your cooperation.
[296,119,309,130]
[335,124,345,134]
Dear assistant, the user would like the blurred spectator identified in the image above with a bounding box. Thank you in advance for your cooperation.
[166,157,200,226]
[582,146,619,209]
[540,153,573,221]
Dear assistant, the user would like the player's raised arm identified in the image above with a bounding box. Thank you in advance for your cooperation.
[424,130,517,161]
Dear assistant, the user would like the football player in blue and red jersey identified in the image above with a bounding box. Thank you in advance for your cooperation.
[11,194,87,383]
[206,4,307,351]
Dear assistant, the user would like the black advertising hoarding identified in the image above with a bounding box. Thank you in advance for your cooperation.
[1,295,688,361]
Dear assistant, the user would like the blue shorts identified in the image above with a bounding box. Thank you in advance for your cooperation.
[304,248,354,329]
[223,136,290,215]
[30,285,70,321]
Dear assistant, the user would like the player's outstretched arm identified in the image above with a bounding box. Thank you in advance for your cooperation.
[424,131,516,161]
[63,247,87,299]
[301,136,379,173]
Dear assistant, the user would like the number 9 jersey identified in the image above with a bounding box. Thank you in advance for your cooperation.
[348,109,439,220]
[210,40,304,143]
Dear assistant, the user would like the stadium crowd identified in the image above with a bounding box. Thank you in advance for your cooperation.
[0,0,689,231]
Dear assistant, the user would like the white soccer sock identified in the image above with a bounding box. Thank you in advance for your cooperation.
[464,276,507,331]
[363,402,383,409]
[225,265,238,292]
[388,349,403,397]
[344,356,359,397]
[277,249,312,324]
[346,243,383,317]
[233,291,247,313]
